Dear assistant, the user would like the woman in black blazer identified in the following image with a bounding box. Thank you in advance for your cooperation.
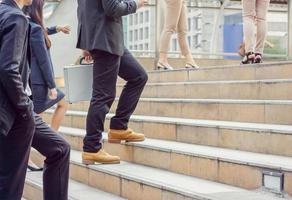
[23,0,70,131]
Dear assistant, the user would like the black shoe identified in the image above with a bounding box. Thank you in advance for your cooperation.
[27,165,43,172]
[254,53,263,64]
[241,52,255,65]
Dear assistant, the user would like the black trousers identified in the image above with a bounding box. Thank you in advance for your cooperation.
[0,114,70,200]
[84,49,148,152]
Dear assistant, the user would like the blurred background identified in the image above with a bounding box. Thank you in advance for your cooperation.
[44,0,289,77]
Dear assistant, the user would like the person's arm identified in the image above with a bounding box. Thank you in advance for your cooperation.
[0,14,32,114]
[47,25,71,35]
[47,26,58,35]
[101,0,138,18]
[31,26,56,89]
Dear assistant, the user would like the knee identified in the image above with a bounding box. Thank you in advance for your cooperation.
[177,28,187,37]
[164,25,177,35]
[92,90,116,104]
[256,16,266,23]
[25,115,36,137]
[60,140,71,160]
[54,140,71,160]
[243,11,256,20]
[128,71,148,88]
[138,72,148,86]
[45,141,70,165]
[58,99,68,110]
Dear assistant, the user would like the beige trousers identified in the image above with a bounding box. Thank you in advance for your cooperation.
[159,0,190,56]
[242,0,270,54]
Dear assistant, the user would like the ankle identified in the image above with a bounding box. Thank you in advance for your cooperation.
[159,53,168,62]
[158,60,169,65]
[241,52,255,64]
[254,53,263,63]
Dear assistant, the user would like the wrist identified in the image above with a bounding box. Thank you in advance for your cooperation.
[56,26,61,33]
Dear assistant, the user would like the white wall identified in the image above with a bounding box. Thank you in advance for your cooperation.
[45,0,81,77]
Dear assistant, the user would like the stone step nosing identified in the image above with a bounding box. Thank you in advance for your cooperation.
[25,172,126,200]
[70,160,207,200]
[25,176,40,189]
[68,98,292,105]
[69,151,286,200]
[107,143,292,172]
[47,110,292,135]
[146,61,292,74]
[59,127,292,173]
[136,98,292,105]
[118,79,292,86]
[25,178,78,200]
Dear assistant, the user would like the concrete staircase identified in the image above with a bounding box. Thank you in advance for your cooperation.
[25,61,292,200]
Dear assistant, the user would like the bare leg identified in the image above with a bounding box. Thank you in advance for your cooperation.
[158,52,170,66]
[51,98,68,131]
[255,0,270,54]
[242,0,256,53]
[158,0,183,69]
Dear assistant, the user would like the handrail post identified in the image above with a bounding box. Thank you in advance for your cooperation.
[288,0,292,60]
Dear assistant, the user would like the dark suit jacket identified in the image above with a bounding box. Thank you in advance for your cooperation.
[0,0,33,136]
[29,20,56,89]
[47,26,57,35]
[76,0,137,56]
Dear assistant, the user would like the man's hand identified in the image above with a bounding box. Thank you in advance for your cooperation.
[83,50,93,63]
[137,0,148,9]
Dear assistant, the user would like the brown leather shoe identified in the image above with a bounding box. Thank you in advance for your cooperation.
[108,128,145,143]
[82,149,120,165]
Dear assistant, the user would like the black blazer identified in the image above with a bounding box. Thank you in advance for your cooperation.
[76,0,137,56]
[0,0,33,136]
[29,20,56,89]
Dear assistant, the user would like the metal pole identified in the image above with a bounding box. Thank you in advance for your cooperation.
[288,0,292,60]
[210,0,229,58]
[155,0,164,69]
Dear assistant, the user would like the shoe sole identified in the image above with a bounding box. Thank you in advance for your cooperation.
[82,159,120,165]
[108,138,145,144]
[254,58,262,64]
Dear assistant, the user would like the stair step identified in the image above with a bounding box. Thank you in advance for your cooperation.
[67,150,288,200]
[116,79,292,100]
[124,61,292,83]
[43,110,292,157]
[24,171,125,200]
[56,126,292,194]
[67,98,292,124]
[69,95,292,112]
[137,57,240,71]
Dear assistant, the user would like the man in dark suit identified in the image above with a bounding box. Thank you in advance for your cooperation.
[0,0,70,199]
[77,0,148,164]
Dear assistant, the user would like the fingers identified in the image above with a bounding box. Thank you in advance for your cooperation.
[49,89,58,100]
[138,0,148,8]
[83,50,90,58]
[49,94,57,100]
[85,56,92,63]
[82,50,93,63]
[85,56,93,63]
[61,25,71,34]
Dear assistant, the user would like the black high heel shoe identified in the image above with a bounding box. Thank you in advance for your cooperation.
[254,53,263,64]
[27,165,43,172]
[241,52,255,65]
